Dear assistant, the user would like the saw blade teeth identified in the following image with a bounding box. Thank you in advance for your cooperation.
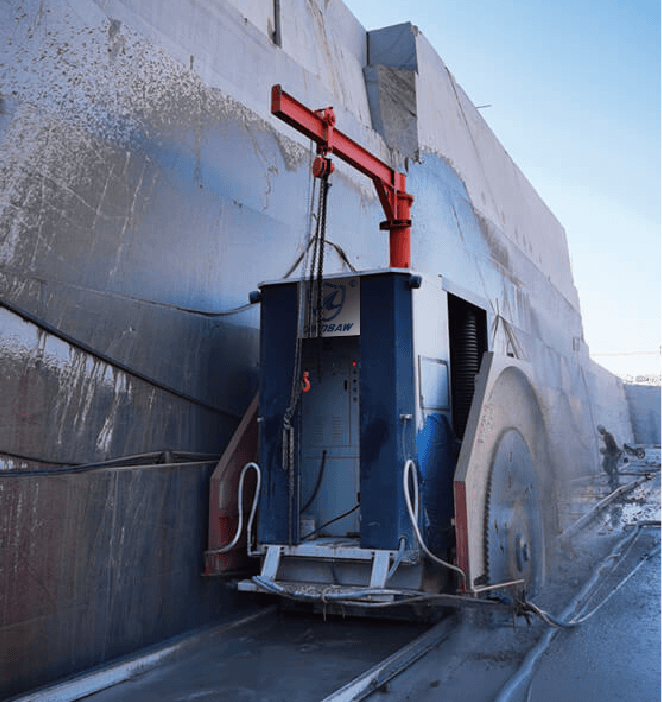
[484,462,494,584]
[483,429,543,592]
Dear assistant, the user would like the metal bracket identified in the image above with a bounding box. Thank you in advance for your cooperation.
[369,550,391,589]
[261,545,281,580]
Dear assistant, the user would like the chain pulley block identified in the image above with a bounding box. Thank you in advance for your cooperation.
[312,156,334,178]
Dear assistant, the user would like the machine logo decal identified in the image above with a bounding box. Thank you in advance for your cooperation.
[300,277,360,337]
[319,283,346,322]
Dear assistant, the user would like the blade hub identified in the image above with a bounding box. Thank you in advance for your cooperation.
[485,429,543,593]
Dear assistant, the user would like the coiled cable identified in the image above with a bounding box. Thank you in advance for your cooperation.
[204,462,261,557]
[403,459,467,585]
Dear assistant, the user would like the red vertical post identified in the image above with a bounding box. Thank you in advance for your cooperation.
[205,395,259,575]
[453,480,469,591]
[387,186,414,268]
[389,225,411,269]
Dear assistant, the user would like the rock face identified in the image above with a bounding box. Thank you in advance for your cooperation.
[0,0,636,696]
[625,385,662,444]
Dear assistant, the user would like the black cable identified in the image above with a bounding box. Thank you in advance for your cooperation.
[300,449,327,515]
[281,160,332,540]
[326,239,356,272]
[0,449,74,467]
[315,171,331,380]
[301,503,359,541]
[309,174,325,336]
[316,174,329,314]
[283,238,355,280]
[0,298,233,417]
[0,450,221,477]
[0,268,254,319]
[284,233,316,280]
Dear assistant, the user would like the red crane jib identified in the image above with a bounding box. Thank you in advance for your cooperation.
[270,84,414,269]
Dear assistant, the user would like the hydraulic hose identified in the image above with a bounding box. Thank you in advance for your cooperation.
[205,462,261,557]
[524,523,661,629]
[403,459,467,586]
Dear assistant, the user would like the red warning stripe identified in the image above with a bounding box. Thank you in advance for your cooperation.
[454,481,469,591]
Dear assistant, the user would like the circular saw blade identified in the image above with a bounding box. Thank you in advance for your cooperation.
[485,429,543,593]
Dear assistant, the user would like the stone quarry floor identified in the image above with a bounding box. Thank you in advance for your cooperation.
[16,452,661,702]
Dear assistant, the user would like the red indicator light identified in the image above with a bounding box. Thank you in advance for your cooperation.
[352,360,357,367]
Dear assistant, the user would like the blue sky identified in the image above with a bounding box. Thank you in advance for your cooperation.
[345,0,661,378]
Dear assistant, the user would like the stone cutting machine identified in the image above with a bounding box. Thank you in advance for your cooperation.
[207,87,548,612]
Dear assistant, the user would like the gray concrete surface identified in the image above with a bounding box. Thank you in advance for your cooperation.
[79,612,428,702]
[526,528,660,702]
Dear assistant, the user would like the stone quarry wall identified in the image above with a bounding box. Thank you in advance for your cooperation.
[585,359,635,446]
[625,384,661,444]
[0,460,255,699]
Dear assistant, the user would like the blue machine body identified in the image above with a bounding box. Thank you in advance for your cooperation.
[256,269,479,558]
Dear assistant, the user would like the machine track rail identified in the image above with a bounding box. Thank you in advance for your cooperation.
[18,608,434,702]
